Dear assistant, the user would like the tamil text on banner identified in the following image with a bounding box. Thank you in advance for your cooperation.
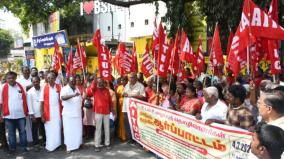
[127,98,252,159]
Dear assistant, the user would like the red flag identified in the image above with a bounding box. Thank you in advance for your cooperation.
[196,36,205,76]
[157,22,171,77]
[93,29,101,48]
[77,39,87,70]
[228,0,284,76]
[93,29,112,81]
[73,49,82,71]
[152,18,159,60]
[141,43,153,78]
[267,0,281,74]
[66,46,73,77]
[52,41,63,72]
[98,45,112,81]
[180,31,194,63]
[116,42,132,76]
[131,43,138,73]
[226,30,234,55]
[209,24,224,68]
[169,30,181,76]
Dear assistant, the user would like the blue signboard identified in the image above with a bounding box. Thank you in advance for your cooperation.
[32,30,69,49]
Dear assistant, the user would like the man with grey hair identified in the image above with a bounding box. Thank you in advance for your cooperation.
[123,72,145,144]
[196,86,228,125]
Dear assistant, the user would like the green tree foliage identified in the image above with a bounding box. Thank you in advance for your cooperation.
[0,29,14,56]
[1,0,283,52]
[162,0,284,52]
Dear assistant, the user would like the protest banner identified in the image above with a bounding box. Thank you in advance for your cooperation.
[127,98,252,159]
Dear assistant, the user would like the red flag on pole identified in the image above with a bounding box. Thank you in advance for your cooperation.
[196,36,205,76]
[226,30,234,55]
[77,39,87,70]
[209,24,224,68]
[180,31,194,63]
[52,41,63,72]
[157,22,171,77]
[228,0,284,76]
[93,29,112,81]
[131,42,138,73]
[116,42,132,76]
[267,0,281,74]
[66,46,73,77]
[141,43,153,78]
[152,18,159,60]
[169,30,181,76]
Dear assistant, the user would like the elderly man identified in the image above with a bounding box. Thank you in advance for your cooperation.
[87,77,113,152]
[257,93,284,130]
[196,86,228,125]
[40,72,62,152]
[27,76,45,146]
[61,76,82,153]
[122,72,145,143]
[251,122,284,159]
[0,71,29,153]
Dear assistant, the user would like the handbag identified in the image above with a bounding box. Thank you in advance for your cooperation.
[84,99,93,109]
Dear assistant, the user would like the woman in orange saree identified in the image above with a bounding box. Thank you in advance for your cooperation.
[116,76,128,141]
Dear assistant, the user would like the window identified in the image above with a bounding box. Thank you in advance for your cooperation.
[131,22,134,27]
[145,19,149,25]
[107,26,111,31]
[118,24,122,29]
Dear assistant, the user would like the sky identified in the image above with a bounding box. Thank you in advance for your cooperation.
[0,9,23,35]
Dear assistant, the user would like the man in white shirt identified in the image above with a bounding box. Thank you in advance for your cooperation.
[40,72,62,152]
[17,66,33,143]
[122,72,146,143]
[60,76,82,153]
[196,86,228,125]
[27,76,45,146]
[0,71,29,153]
[17,66,33,91]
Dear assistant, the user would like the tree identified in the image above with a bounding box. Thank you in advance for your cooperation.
[0,29,14,57]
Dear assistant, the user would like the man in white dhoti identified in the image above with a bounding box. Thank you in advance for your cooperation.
[40,72,62,152]
[60,76,82,153]
[17,66,33,143]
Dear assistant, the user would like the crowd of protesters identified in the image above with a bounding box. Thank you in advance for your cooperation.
[1,66,284,159]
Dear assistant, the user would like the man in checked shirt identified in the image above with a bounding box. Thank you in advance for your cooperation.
[225,84,255,130]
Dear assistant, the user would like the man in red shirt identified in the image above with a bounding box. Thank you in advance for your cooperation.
[87,77,113,152]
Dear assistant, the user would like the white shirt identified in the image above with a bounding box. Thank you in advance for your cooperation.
[39,85,60,119]
[17,76,32,90]
[122,82,145,112]
[60,85,82,117]
[200,100,228,122]
[0,84,26,119]
[27,87,42,118]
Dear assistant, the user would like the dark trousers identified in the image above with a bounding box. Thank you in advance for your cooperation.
[5,118,27,150]
[123,113,134,142]
[32,118,45,145]
[0,122,8,148]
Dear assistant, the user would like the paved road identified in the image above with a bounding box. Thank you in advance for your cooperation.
[0,139,157,159]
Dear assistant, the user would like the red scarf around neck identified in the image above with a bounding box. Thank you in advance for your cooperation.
[43,84,62,121]
[2,82,28,116]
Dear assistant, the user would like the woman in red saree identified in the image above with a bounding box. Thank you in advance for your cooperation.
[180,85,202,116]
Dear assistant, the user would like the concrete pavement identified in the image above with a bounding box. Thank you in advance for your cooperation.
[0,139,157,159]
